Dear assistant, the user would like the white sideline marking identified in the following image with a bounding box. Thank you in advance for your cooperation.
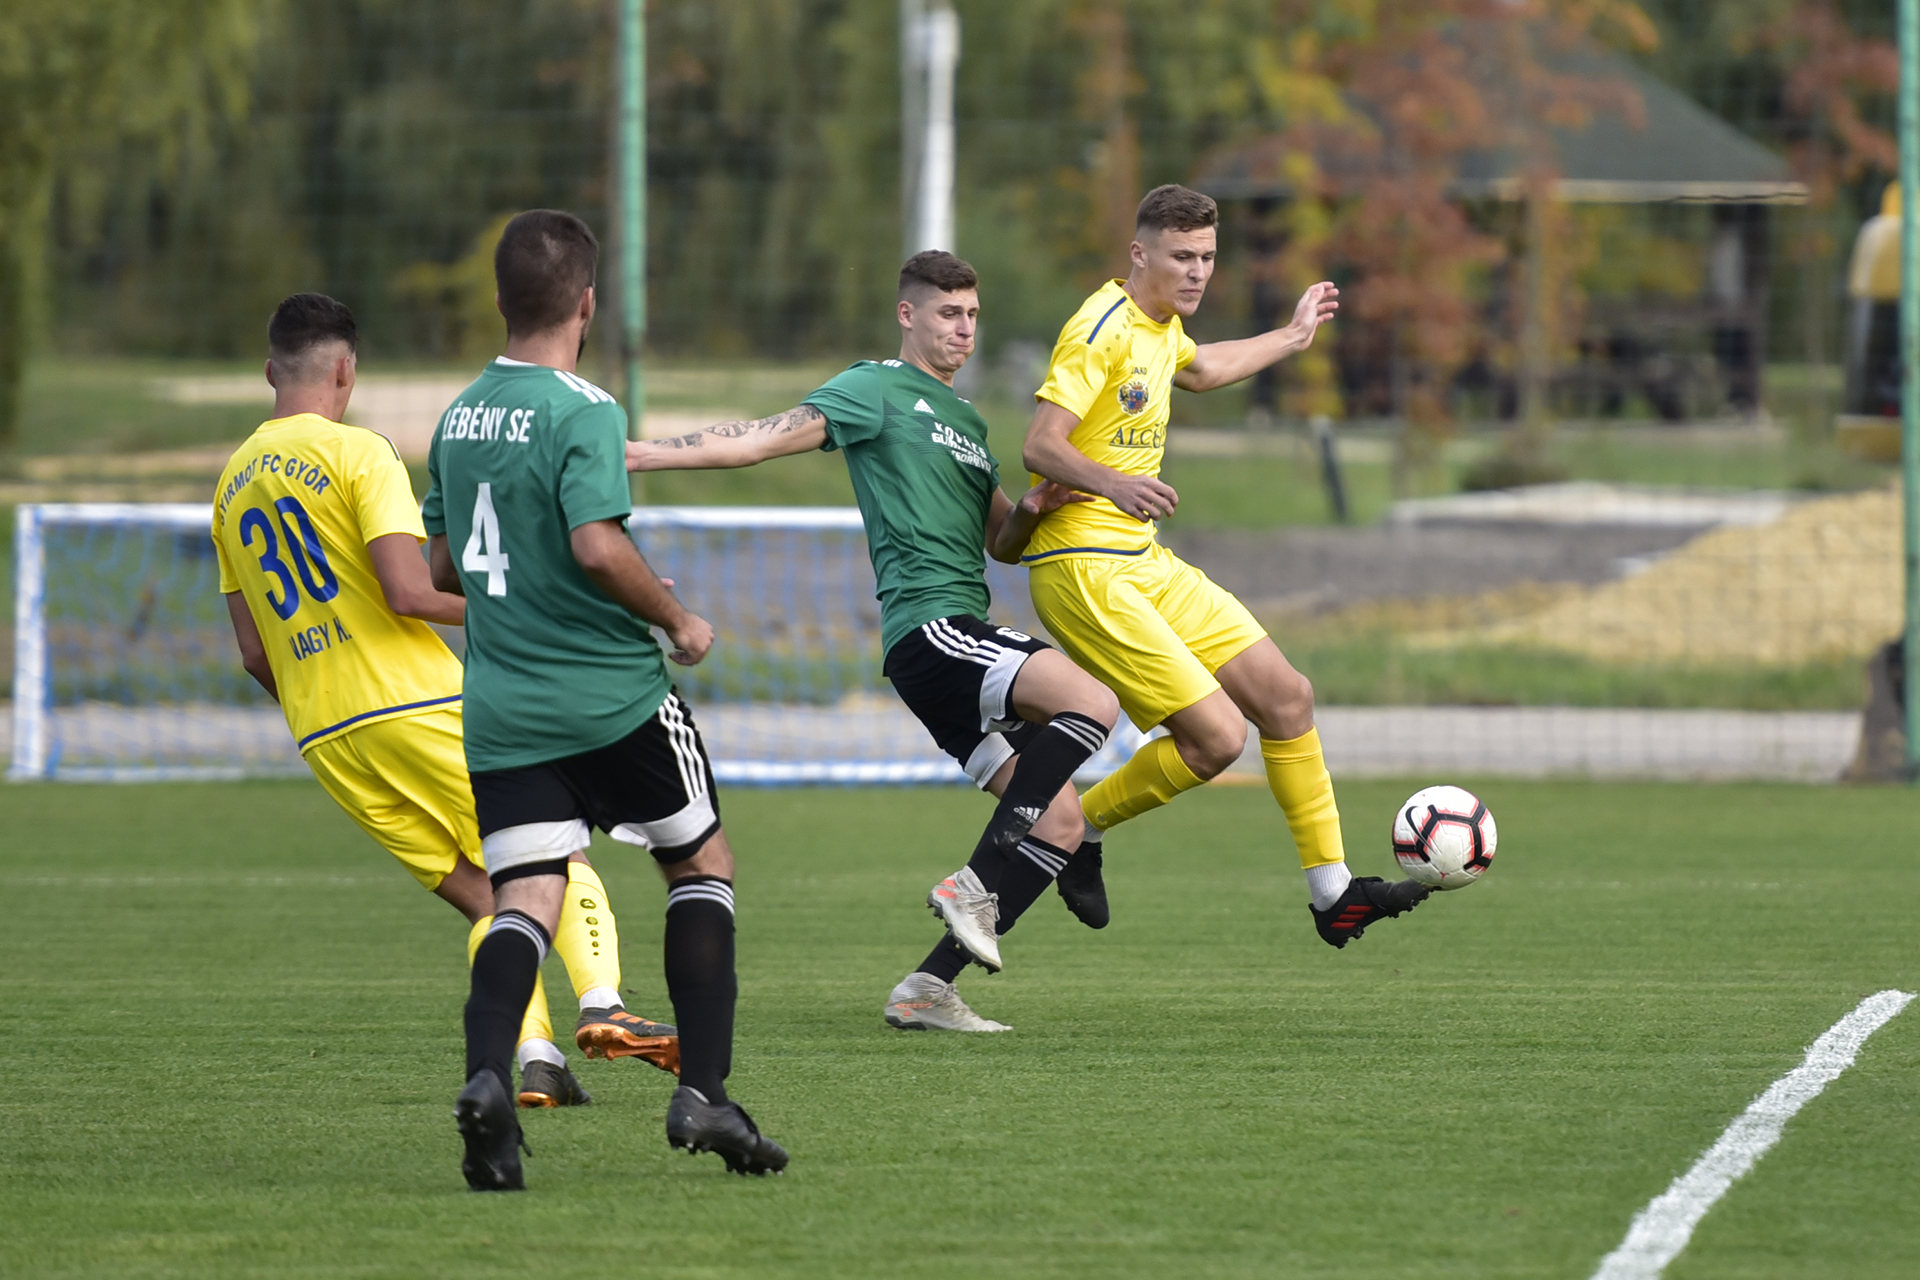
[1590,989,1916,1280]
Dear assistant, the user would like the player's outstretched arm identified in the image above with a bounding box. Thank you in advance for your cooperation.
[1023,399,1179,523]
[625,405,828,473]
[569,518,715,665]
[368,533,467,626]
[985,483,1094,564]
[1175,281,1339,393]
[223,592,279,701]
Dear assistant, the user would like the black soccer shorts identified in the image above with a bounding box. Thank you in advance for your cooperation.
[470,690,721,882]
[883,614,1052,788]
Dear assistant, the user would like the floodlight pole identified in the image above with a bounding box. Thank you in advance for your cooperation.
[619,0,647,500]
[901,0,958,254]
[1902,0,1919,778]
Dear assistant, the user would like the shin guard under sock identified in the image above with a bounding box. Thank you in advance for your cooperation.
[1079,733,1206,833]
[465,910,549,1093]
[664,877,736,1103]
[1261,728,1346,870]
[555,860,621,1002]
[972,712,1109,859]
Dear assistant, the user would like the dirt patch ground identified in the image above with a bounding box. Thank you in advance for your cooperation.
[1474,485,1900,664]
[1167,484,1901,668]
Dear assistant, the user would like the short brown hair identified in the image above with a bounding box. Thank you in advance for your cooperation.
[494,210,599,336]
[1135,184,1217,236]
[898,250,979,302]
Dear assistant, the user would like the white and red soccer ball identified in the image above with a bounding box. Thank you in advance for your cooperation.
[1392,786,1497,890]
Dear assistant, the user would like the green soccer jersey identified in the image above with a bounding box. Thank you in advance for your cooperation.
[806,359,1000,655]
[421,357,670,771]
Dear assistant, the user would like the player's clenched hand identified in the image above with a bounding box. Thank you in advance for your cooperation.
[665,611,714,666]
[1018,480,1095,516]
[1104,473,1179,522]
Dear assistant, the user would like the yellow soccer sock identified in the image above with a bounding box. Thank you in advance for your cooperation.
[468,914,556,1050]
[555,860,623,1008]
[1080,734,1207,833]
[1261,728,1346,870]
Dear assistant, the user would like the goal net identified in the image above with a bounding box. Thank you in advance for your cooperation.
[10,503,1143,783]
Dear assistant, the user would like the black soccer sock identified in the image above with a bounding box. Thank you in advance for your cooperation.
[971,712,1109,862]
[963,843,1013,893]
[989,837,1071,939]
[915,932,973,984]
[464,910,549,1094]
[664,876,736,1103]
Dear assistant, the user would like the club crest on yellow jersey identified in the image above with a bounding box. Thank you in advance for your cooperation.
[1117,371,1150,416]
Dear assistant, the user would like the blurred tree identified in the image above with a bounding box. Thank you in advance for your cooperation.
[25,0,1878,432]
[0,0,263,448]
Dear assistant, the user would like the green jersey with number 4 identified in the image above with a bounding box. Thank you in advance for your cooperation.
[806,359,1000,655]
[422,357,670,772]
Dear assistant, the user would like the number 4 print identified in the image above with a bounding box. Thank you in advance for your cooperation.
[463,482,510,596]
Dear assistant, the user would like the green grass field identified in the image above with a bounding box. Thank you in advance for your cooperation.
[2,778,1916,1278]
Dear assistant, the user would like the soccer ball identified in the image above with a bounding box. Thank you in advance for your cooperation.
[1392,786,1497,890]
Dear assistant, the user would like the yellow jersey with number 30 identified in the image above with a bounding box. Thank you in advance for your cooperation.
[212,414,464,753]
[1024,279,1197,562]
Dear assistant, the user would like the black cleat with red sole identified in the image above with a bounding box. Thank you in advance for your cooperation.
[1310,875,1430,948]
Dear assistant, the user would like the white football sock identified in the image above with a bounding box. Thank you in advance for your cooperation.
[578,985,623,1012]
[1305,861,1353,912]
[515,1037,567,1070]
[1081,819,1105,846]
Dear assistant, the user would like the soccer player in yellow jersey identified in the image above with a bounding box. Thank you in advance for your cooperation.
[214,293,677,1105]
[1022,184,1432,947]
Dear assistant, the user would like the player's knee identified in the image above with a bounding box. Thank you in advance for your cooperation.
[1179,714,1246,779]
[1287,669,1315,716]
[1277,669,1316,737]
[1080,679,1120,730]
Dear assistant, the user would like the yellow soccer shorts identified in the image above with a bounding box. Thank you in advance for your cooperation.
[302,706,484,890]
[1028,541,1268,730]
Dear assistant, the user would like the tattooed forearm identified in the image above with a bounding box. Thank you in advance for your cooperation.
[661,405,823,450]
[636,404,827,471]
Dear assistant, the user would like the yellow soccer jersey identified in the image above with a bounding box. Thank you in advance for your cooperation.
[212,414,464,752]
[1025,279,1198,562]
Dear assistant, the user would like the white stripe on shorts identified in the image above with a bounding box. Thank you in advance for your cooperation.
[480,818,592,876]
[658,693,707,804]
[978,644,1033,729]
[610,792,718,856]
[922,619,1003,668]
[963,731,1017,790]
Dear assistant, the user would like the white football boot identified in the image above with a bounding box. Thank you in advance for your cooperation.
[927,866,1002,971]
[883,972,1011,1033]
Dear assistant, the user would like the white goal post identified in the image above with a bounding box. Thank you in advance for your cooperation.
[10,503,1142,784]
